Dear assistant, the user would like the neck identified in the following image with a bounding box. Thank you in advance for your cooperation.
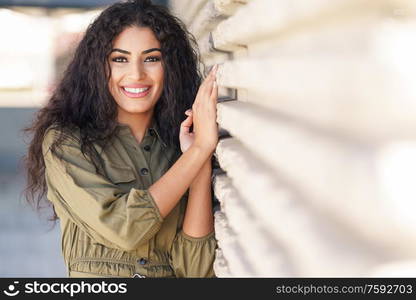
[117,109,153,143]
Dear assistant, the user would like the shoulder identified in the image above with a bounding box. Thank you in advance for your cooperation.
[42,125,81,155]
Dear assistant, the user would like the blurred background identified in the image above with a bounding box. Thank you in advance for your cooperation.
[3,0,416,277]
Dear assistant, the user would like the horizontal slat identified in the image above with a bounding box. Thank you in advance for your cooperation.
[214,174,292,276]
[211,0,414,51]
[213,210,255,276]
[368,260,416,277]
[213,0,246,16]
[187,0,225,39]
[196,33,212,58]
[169,0,207,25]
[196,32,230,62]
[216,48,416,141]
[216,100,416,256]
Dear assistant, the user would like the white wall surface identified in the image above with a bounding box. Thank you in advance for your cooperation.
[169,0,416,277]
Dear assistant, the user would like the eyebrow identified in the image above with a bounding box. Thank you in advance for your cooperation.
[110,48,162,55]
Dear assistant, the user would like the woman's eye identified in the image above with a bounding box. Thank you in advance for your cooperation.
[112,57,127,63]
[145,56,161,62]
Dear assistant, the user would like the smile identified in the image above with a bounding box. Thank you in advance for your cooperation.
[121,86,151,98]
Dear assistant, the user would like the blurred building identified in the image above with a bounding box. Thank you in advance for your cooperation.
[169,0,416,277]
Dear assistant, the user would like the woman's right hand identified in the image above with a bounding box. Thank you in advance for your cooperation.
[191,64,219,153]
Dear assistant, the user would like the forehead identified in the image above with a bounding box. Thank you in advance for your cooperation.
[112,26,160,51]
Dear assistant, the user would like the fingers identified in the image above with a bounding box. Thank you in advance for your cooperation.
[182,113,193,126]
[192,64,219,114]
[210,64,218,77]
[211,80,218,102]
[203,65,218,98]
[196,64,218,100]
[205,65,218,107]
[207,64,218,87]
[206,64,218,79]
[180,110,193,135]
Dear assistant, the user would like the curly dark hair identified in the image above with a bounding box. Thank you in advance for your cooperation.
[23,0,204,221]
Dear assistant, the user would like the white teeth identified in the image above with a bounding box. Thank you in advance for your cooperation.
[123,87,149,93]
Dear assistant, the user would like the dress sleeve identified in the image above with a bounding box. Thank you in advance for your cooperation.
[170,229,217,278]
[42,128,164,251]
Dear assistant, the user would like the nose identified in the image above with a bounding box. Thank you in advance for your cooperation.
[129,62,146,80]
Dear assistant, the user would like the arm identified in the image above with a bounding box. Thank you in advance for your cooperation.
[169,159,217,278]
[148,145,212,219]
[150,64,219,219]
[182,157,214,238]
[168,66,218,278]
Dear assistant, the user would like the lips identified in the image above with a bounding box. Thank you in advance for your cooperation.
[123,84,150,88]
[121,85,151,98]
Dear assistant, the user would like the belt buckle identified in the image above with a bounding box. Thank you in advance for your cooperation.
[132,273,146,278]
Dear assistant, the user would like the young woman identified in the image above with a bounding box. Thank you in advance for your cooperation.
[24,0,218,278]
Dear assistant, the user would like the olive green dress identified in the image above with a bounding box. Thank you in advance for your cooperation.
[42,123,217,278]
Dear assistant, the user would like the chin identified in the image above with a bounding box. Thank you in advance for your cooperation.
[118,100,155,115]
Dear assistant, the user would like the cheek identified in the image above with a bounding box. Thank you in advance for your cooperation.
[155,73,164,97]
[156,69,164,88]
[159,73,164,87]
[108,72,122,92]
[147,64,164,85]
[108,79,117,97]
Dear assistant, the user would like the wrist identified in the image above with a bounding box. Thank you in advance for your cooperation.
[191,143,214,159]
[196,158,212,177]
[190,155,212,188]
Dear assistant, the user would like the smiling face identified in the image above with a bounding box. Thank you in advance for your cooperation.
[108,26,164,122]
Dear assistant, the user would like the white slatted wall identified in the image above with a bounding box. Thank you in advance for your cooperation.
[169,0,416,277]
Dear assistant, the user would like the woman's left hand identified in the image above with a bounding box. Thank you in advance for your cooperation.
[179,109,194,153]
